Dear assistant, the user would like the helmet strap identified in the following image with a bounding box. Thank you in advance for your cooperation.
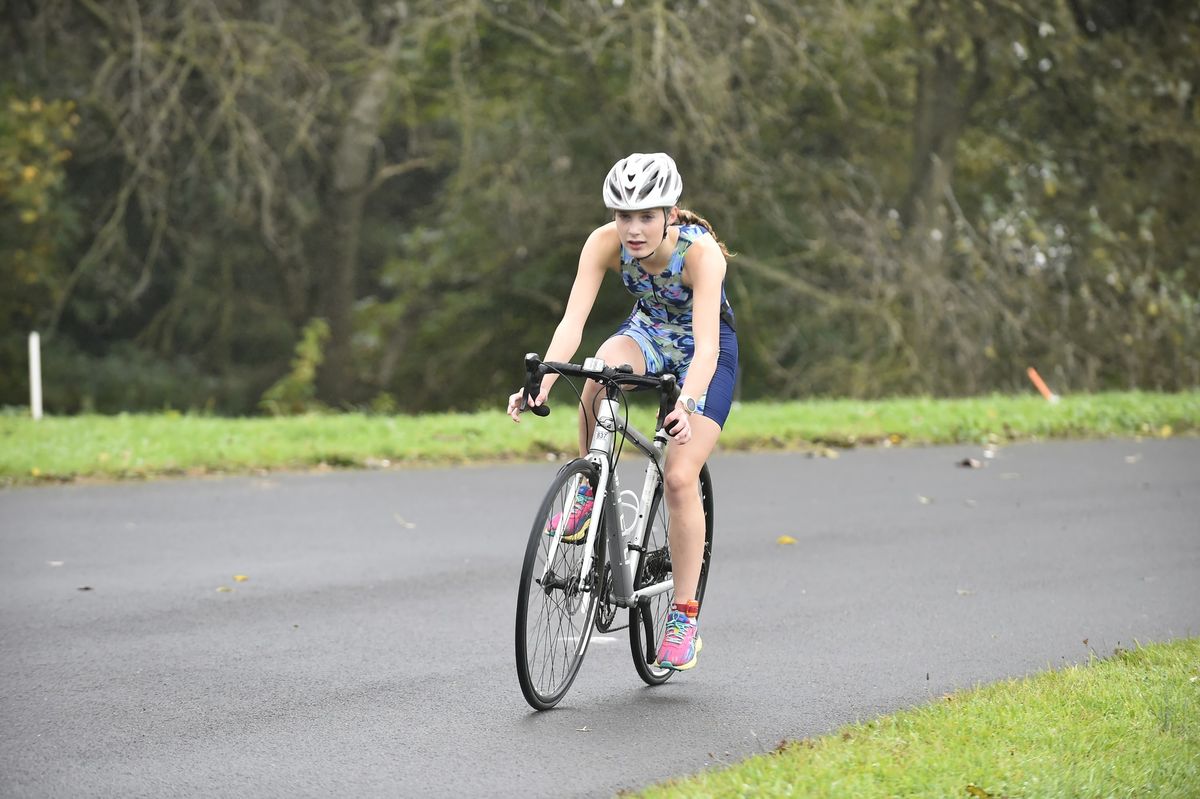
[638,207,674,262]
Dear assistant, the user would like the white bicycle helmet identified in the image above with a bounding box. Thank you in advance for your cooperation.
[602,152,683,210]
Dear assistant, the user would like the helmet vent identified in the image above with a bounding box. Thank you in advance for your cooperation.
[602,153,682,210]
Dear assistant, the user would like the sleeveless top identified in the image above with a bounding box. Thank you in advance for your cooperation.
[618,224,736,333]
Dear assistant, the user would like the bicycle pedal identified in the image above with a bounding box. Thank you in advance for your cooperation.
[626,543,646,553]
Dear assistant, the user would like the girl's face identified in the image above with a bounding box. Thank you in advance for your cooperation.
[614,207,676,257]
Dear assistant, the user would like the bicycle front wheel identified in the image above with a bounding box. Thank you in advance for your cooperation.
[630,463,715,685]
[515,459,606,710]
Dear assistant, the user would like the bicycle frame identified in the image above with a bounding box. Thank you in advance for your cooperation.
[539,358,674,611]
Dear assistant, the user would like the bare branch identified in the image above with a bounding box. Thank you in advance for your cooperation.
[369,157,434,193]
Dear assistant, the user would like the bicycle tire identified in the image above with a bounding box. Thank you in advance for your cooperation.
[515,458,607,710]
[629,463,715,684]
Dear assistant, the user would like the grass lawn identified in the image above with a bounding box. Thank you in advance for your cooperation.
[634,638,1200,798]
[2,390,1197,485]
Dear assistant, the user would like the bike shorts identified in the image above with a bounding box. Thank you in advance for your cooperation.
[613,315,739,428]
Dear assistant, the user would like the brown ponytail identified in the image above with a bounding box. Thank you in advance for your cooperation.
[675,208,734,258]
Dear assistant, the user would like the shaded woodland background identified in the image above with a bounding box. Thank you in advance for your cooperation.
[2,0,1197,415]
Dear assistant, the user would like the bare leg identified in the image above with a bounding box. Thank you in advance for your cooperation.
[663,414,721,604]
[576,336,647,456]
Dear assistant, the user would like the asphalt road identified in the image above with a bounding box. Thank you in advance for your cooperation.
[2,438,1197,797]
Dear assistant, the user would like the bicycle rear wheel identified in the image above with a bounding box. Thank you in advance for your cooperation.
[630,464,715,684]
[515,459,606,710]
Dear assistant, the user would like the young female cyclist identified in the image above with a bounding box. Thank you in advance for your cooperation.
[506,152,738,672]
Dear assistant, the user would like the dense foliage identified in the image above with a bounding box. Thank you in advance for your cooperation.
[2,1,1197,414]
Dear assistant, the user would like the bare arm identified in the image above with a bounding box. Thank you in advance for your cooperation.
[507,224,620,419]
[677,233,726,406]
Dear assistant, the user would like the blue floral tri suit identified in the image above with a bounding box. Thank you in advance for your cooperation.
[615,224,739,427]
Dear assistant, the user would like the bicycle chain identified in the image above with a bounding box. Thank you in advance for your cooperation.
[594,564,619,632]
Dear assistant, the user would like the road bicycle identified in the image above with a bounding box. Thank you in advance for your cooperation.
[514,353,714,711]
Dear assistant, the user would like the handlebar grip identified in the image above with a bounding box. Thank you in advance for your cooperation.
[658,374,678,414]
[657,374,679,432]
[520,352,551,417]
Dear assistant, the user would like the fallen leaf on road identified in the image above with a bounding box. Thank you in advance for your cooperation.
[77,586,93,591]
[233,574,249,582]
[216,586,234,593]
[956,588,975,596]
[394,514,416,529]
[957,458,983,469]
[917,495,933,504]
[777,535,797,545]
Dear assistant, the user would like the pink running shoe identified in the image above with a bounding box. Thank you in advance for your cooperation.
[656,610,702,670]
[546,483,594,544]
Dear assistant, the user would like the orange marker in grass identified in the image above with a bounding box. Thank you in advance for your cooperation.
[1026,367,1060,404]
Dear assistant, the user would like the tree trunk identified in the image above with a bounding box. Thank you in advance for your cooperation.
[901,3,990,233]
[316,28,404,404]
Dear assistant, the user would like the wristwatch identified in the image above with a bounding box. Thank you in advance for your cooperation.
[678,394,697,415]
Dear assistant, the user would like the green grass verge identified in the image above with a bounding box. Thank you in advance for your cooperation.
[2,390,1197,485]
[634,638,1200,799]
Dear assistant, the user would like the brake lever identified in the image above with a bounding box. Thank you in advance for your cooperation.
[657,374,679,434]
[520,353,551,417]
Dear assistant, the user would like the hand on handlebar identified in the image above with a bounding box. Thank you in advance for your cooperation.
[507,386,549,422]
[662,406,693,445]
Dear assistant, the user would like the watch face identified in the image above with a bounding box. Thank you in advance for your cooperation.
[683,396,697,413]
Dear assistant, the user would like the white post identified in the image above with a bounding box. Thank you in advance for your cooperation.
[29,332,43,420]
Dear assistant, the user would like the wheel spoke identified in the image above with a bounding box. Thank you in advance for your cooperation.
[630,467,713,685]
[516,462,602,709]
